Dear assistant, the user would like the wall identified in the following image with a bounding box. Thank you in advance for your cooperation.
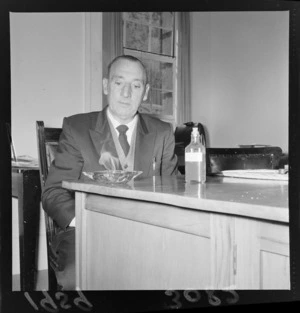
[10,12,103,283]
[190,11,289,152]
[10,12,86,158]
[10,12,90,278]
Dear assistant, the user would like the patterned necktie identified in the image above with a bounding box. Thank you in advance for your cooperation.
[117,125,130,156]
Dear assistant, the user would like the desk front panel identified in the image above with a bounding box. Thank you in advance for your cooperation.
[86,211,211,289]
[76,193,290,290]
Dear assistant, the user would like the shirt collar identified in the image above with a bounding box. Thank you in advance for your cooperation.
[106,107,138,132]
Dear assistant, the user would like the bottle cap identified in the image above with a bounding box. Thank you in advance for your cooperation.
[192,127,199,136]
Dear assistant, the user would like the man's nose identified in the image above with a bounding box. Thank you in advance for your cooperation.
[121,84,132,98]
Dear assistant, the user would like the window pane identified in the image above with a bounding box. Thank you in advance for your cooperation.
[125,21,149,51]
[139,57,174,115]
[151,28,173,56]
[140,89,173,116]
[162,92,173,115]
[151,12,173,28]
[122,11,175,119]
[142,59,173,91]
[124,12,150,24]
[149,89,162,107]
[144,59,162,89]
[161,63,173,90]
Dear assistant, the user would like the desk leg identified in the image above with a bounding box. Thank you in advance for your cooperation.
[18,170,41,290]
[75,192,87,290]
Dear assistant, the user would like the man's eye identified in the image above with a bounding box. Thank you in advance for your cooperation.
[133,84,141,89]
[115,81,121,85]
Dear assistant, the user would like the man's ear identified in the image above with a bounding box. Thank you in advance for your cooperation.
[103,78,109,95]
[143,84,150,101]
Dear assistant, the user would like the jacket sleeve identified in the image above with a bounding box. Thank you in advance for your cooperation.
[161,123,178,176]
[41,117,84,230]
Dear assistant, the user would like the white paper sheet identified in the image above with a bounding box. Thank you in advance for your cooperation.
[218,169,288,181]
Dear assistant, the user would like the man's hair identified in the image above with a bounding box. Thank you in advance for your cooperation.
[107,55,148,84]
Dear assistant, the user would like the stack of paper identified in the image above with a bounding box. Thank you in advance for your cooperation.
[12,155,39,168]
[218,169,288,181]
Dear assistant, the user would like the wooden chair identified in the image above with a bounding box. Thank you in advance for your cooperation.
[36,121,62,290]
[174,124,283,174]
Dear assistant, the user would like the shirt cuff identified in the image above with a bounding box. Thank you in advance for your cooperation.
[69,217,76,227]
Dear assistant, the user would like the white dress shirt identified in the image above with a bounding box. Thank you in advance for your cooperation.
[106,107,138,145]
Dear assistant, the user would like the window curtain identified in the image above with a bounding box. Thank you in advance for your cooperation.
[102,12,123,77]
[110,12,123,60]
[102,12,123,105]
[176,12,191,125]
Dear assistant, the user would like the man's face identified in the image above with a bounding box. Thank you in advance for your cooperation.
[103,59,150,123]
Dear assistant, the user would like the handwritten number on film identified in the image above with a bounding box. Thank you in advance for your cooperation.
[24,289,239,311]
[165,290,182,309]
[183,290,201,303]
[165,290,239,308]
[24,291,93,312]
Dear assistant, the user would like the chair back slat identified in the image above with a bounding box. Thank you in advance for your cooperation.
[46,143,59,172]
[36,122,62,187]
[36,121,62,290]
[44,128,62,142]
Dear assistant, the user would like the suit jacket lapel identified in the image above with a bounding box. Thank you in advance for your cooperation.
[89,107,118,164]
[89,109,156,175]
[134,114,156,176]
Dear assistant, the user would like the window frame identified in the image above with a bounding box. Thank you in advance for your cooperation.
[122,12,179,126]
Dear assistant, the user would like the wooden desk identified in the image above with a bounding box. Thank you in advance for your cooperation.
[63,175,290,290]
[12,167,41,290]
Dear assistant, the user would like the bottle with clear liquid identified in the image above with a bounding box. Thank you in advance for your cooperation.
[185,126,206,183]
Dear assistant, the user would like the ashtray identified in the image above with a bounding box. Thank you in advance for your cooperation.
[82,170,143,184]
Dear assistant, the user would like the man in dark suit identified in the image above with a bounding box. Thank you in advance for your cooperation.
[42,55,178,290]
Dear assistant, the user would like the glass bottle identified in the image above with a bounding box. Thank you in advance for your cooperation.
[185,126,206,183]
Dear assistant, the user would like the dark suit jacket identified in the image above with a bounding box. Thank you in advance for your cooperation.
[42,107,178,229]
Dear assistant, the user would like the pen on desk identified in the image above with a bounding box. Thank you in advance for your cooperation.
[152,157,156,175]
[152,157,156,192]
